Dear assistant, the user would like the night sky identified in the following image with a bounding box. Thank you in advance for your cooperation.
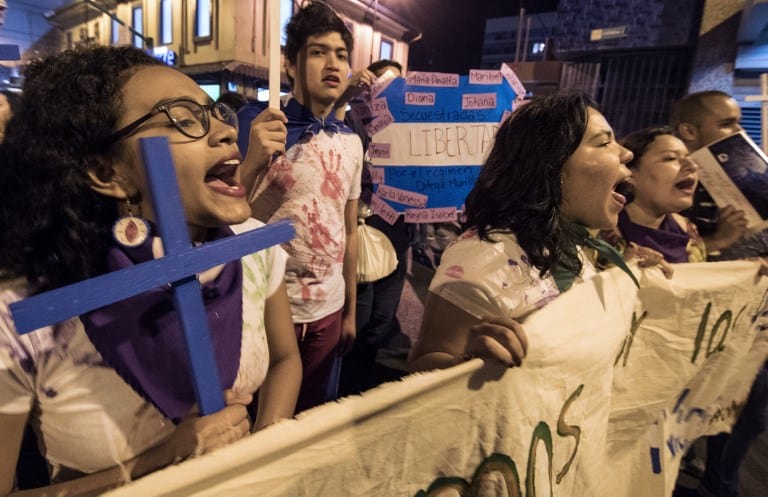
[382,0,560,73]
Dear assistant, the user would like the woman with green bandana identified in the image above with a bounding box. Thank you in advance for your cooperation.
[410,93,636,373]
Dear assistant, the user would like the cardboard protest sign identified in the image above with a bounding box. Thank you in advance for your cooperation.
[364,69,518,218]
[104,262,768,497]
[689,131,768,233]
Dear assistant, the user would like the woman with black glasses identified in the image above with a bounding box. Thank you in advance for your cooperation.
[0,46,300,496]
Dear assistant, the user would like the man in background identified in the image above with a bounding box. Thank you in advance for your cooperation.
[238,1,363,412]
[335,59,413,395]
[671,90,768,497]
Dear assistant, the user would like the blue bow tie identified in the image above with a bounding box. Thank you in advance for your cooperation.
[236,97,354,158]
[283,98,352,150]
[303,116,347,137]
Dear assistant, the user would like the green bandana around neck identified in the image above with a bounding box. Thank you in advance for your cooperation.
[552,224,640,292]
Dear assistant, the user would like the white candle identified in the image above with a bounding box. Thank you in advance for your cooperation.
[268,0,281,110]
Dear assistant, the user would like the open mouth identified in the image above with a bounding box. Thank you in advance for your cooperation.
[323,74,341,86]
[613,178,635,205]
[205,159,245,197]
[674,177,697,193]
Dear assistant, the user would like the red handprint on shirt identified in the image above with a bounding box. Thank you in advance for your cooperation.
[318,149,348,199]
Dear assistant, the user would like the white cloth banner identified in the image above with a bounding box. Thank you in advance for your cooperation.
[105,262,768,497]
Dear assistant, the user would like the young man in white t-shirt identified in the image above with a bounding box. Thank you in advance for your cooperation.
[238,2,363,412]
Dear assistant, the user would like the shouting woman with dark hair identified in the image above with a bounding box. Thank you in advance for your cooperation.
[0,46,300,496]
[409,94,635,372]
[598,126,705,269]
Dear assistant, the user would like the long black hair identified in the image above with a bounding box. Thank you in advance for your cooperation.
[463,93,596,277]
[0,46,162,292]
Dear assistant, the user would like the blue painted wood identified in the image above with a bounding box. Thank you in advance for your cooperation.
[140,136,222,415]
[143,136,192,253]
[172,275,225,415]
[10,223,294,333]
[10,137,295,416]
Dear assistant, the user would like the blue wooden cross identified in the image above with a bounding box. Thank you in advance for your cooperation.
[10,137,294,415]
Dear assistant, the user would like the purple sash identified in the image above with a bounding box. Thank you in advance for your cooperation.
[80,227,243,422]
[617,210,691,263]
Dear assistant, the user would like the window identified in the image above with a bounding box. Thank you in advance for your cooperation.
[195,0,211,39]
[380,39,393,60]
[741,107,763,148]
[93,21,100,41]
[532,42,546,54]
[66,31,73,50]
[199,83,220,101]
[279,0,294,46]
[257,87,288,102]
[132,5,143,48]
[111,16,120,45]
[159,0,173,45]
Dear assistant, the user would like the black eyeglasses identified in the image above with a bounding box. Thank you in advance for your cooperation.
[111,97,239,142]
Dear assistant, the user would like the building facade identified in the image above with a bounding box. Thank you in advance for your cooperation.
[480,12,557,69]
[19,0,418,98]
[0,0,68,88]
[480,0,766,143]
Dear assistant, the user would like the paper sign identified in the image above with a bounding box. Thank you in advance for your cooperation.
[370,97,389,116]
[406,71,460,87]
[371,69,398,97]
[376,184,428,208]
[350,99,373,123]
[512,99,529,111]
[378,166,481,210]
[405,92,437,106]
[469,69,503,85]
[501,63,527,100]
[370,167,385,184]
[383,123,498,164]
[368,143,391,159]
[462,93,497,110]
[365,110,395,136]
[368,74,515,210]
[404,207,458,223]
[369,194,400,225]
